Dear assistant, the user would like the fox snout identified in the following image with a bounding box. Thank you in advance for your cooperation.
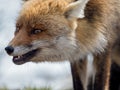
[5,46,14,55]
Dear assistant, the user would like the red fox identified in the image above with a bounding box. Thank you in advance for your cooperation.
[5,0,120,90]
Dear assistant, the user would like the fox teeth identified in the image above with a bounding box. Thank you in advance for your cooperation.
[18,56,23,58]
[18,56,21,59]
[15,56,22,59]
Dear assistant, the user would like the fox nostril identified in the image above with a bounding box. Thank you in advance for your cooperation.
[5,46,14,54]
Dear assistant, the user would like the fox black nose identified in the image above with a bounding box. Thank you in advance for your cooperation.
[5,46,14,54]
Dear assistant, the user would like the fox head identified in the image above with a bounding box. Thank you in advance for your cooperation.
[5,0,101,65]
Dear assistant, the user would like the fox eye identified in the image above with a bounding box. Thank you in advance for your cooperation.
[31,29,43,34]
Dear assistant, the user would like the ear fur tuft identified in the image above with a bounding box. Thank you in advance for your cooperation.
[64,0,89,18]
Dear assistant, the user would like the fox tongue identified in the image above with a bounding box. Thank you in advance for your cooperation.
[13,55,25,65]
[13,55,26,65]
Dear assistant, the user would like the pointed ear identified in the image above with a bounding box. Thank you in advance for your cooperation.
[64,0,89,18]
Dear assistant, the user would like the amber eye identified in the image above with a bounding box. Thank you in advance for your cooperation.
[31,29,43,34]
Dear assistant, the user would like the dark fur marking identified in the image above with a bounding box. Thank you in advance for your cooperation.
[88,76,94,90]
[85,1,102,22]
[71,62,84,90]
[110,62,120,90]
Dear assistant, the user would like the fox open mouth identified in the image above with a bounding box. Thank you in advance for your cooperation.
[13,49,38,65]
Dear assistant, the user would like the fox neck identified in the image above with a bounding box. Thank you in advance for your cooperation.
[75,18,107,57]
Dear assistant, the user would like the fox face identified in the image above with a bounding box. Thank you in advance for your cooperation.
[5,0,82,65]
[12,16,79,64]
[5,0,107,65]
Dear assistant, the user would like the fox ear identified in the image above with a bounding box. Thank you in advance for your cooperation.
[64,0,89,19]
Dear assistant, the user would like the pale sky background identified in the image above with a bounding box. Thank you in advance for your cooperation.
[0,0,72,89]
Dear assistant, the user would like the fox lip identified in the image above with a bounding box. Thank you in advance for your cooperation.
[13,49,39,65]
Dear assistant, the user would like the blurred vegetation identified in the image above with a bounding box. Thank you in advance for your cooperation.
[24,87,51,90]
[0,87,51,90]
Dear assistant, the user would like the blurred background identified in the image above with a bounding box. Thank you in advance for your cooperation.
[0,0,72,89]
